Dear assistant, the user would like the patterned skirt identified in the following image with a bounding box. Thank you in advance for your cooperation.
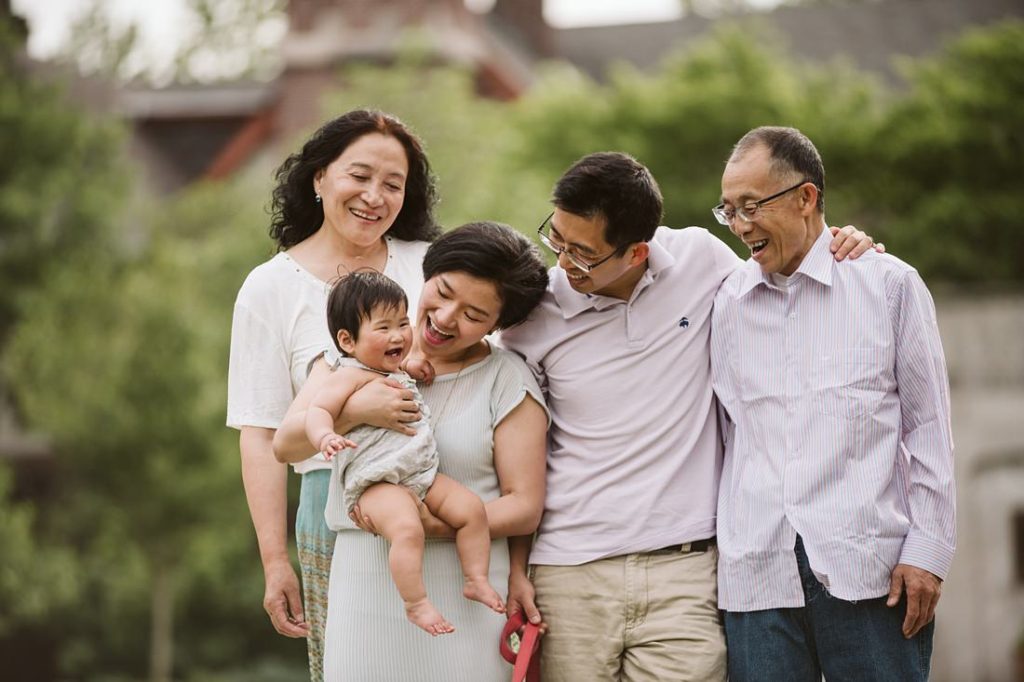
[296,469,336,682]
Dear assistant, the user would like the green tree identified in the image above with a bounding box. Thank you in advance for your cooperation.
[1,15,125,665]
[0,466,80,636]
[516,24,881,246]
[318,44,553,235]
[4,178,305,681]
[0,16,125,351]
[866,20,1024,284]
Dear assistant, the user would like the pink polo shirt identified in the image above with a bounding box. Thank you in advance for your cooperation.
[500,226,741,566]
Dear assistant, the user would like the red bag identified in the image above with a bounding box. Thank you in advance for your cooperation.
[499,610,542,682]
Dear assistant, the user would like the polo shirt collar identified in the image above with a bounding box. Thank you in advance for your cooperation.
[552,231,676,319]
[736,224,834,299]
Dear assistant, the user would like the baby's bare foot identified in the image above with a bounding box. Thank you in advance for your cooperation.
[405,598,455,636]
[463,576,506,614]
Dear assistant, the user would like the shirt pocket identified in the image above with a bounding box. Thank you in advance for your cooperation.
[810,348,887,420]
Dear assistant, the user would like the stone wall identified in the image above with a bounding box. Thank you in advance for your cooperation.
[932,294,1024,682]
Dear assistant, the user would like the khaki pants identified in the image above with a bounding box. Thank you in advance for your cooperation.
[532,545,726,682]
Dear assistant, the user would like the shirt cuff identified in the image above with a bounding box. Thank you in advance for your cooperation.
[899,531,955,580]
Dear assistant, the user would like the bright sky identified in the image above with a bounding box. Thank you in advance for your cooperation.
[10,0,780,74]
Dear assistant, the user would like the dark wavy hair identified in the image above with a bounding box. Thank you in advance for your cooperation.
[422,222,549,330]
[269,110,441,250]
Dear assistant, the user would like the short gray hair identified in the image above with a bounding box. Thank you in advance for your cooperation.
[729,126,825,213]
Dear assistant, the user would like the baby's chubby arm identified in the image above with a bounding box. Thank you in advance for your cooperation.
[304,368,370,459]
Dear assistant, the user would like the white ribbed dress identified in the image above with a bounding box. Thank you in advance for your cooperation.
[322,347,546,681]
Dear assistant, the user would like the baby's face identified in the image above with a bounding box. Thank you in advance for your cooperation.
[350,302,412,373]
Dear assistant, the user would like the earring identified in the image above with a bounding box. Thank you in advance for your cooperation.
[315,192,322,204]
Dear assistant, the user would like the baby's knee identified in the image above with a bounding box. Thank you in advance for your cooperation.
[390,517,425,545]
[449,492,488,529]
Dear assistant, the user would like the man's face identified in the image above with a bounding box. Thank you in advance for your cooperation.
[549,208,643,300]
[720,144,817,276]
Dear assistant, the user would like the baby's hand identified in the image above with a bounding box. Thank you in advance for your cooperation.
[318,433,357,459]
[403,357,436,384]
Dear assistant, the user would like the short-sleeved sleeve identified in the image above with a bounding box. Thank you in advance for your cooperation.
[226,301,293,430]
[704,229,743,285]
[488,350,550,429]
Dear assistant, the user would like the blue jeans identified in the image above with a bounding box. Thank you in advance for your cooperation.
[724,536,933,682]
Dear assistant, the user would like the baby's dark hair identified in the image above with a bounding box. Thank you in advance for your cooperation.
[326,271,408,353]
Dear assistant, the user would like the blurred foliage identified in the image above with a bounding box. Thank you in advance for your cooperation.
[0,465,81,635]
[866,21,1024,282]
[2,142,304,676]
[318,41,554,236]
[516,23,885,238]
[1,12,1022,682]
[0,19,127,351]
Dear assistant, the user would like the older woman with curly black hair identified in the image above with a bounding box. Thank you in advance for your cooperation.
[227,110,441,680]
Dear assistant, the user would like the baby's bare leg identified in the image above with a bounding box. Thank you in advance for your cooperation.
[423,474,505,614]
[357,482,454,636]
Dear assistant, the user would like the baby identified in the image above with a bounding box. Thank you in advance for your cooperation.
[306,271,505,635]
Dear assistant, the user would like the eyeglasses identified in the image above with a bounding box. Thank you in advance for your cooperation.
[712,180,812,226]
[536,212,619,273]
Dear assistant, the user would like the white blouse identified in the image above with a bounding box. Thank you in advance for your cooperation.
[226,236,430,474]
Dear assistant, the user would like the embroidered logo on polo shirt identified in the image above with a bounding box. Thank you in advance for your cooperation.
[679,317,690,329]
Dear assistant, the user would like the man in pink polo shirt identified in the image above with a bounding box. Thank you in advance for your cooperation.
[500,152,875,681]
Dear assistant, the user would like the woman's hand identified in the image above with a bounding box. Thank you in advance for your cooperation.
[507,568,547,634]
[418,502,455,539]
[262,557,310,638]
[348,501,379,535]
[828,224,885,260]
[344,378,420,436]
[406,487,455,538]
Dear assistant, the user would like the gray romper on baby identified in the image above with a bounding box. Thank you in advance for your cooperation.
[322,355,438,529]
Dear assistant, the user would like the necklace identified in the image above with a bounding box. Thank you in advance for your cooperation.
[332,239,389,282]
[427,347,474,429]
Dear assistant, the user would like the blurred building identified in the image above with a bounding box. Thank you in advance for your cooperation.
[111,0,1023,195]
[118,0,549,193]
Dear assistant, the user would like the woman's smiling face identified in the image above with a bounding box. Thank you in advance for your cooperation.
[416,271,503,361]
[314,132,408,248]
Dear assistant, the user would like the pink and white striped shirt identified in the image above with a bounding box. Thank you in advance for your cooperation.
[710,226,956,611]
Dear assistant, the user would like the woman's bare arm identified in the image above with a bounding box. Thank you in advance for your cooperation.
[486,394,547,538]
[239,427,309,638]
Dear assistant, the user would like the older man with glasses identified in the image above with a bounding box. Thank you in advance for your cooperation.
[499,150,878,681]
[710,126,954,681]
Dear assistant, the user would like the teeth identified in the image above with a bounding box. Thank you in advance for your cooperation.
[749,239,768,252]
[351,208,379,221]
[428,318,453,338]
